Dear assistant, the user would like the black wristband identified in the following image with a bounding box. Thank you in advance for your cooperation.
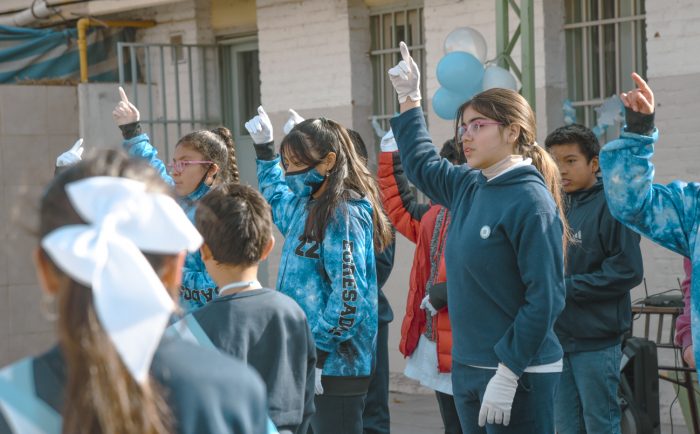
[119,122,142,140]
[428,282,448,311]
[316,349,330,369]
[254,141,276,160]
[625,108,655,136]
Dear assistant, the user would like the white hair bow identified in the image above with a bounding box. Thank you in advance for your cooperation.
[41,177,202,383]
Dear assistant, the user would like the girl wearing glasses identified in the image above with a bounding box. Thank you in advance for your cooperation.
[387,42,567,433]
[112,87,240,312]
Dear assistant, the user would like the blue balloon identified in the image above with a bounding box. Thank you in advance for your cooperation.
[432,87,469,120]
[436,51,484,94]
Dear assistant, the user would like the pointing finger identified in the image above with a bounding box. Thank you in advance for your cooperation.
[118,86,129,104]
[631,72,651,94]
[70,138,84,152]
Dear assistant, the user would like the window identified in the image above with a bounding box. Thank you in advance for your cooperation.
[369,4,425,150]
[564,0,646,137]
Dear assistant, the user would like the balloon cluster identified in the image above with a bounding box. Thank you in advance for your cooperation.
[433,27,518,120]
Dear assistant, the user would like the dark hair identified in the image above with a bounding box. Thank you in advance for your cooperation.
[177,127,240,184]
[281,118,392,251]
[346,129,368,163]
[455,88,571,255]
[40,150,173,434]
[439,138,466,165]
[544,124,600,162]
[196,183,272,266]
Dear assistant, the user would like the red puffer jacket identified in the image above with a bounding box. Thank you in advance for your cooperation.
[378,151,453,373]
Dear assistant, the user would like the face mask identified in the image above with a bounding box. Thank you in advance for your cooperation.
[286,165,326,197]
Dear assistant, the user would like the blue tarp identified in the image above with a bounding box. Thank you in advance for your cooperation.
[0,25,135,83]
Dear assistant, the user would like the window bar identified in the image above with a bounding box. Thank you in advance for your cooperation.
[203,47,210,130]
[174,45,182,138]
[159,46,169,158]
[130,45,138,107]
[614,0,620,94]
[146,45,154,140]
[598,0,605,101]
[188,46,195,130]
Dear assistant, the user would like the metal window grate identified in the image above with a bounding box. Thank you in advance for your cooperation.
[117,42,223,162]
[369,4,425,150]
[564,0,646,140]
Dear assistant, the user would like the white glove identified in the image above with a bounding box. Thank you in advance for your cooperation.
[371,115,387,139]
[56,138,84,167]
[244,106,274,144]
[387,41,421,103]
[478,364,519,427]
[419,294,438,316]
[283,108,305,135]
[112,86,140,126]
[314,368,324,395]
[380,129,398,152]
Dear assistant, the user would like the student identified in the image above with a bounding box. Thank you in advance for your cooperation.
[387,42,567,433]
[544,124,643,434]
[169,183,316,434]
[112,87,240,312]
[378,132,464,434]
[599,72,700,373]
[245,107,393,434]
[0,151,268,434]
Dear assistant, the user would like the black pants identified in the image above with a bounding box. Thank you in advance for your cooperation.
[362,322,391,434]
[311,394,366,434]
[436,391,463,434]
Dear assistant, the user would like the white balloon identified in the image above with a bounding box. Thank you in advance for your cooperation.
[482,65,518,91]
[444,27,488,63]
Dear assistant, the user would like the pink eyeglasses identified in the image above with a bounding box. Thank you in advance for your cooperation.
[457,120,503,139]
[167,159,213,174]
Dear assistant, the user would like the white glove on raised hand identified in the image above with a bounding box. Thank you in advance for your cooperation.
[56,138,84,167]
[112,86,140,126]
[419,294,438,316]
[387,41,421,103]
[283,109,305,135]
[380,129,398,152]
[314,368,324,395]
[478,364,519,427]
[244,106,274,144]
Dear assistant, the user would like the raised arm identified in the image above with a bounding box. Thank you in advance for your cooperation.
[600,73,698,257]
[246,106,302,236]
[113,87,173,185]
[387,42,473,208]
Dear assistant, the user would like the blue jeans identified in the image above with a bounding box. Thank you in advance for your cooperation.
[554,344,622,434]
[451,362,560,434]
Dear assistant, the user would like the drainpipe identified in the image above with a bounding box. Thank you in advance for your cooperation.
[78,18,155,83]
[0,0,57,27]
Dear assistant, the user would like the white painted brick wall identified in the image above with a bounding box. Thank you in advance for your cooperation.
[646,0,700,78]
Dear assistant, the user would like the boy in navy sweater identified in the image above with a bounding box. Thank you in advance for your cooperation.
[545,124,643,434]
[170,183,316,434]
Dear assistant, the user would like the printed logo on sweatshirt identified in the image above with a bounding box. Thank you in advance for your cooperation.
[573,230,582,242]
[294,236,321,259]
[480,225,491,239]
[329,240,357,337]
[180,286,215,303]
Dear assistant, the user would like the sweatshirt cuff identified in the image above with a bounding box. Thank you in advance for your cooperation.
[316,349,330,369]
[624,108,655,136]
[119,121,142,140]
[254,141,276,160]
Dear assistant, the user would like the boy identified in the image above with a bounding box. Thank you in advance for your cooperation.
[170,183,316,434]
[545,124,644,434]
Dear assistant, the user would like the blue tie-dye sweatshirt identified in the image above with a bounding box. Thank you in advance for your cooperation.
[123,134,217,312]
[256,156,378,380]
[599,117,700,372]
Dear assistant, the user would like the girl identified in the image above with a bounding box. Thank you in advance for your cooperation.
[245,107,392,434]
[112,87,240,312]
[598,73,700,373]
[387,42,567,433]
[378,133,464,434]
[0,151,268,434]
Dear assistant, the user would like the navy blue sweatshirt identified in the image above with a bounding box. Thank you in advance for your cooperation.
[555,180,643,352]
[391,107,565,376]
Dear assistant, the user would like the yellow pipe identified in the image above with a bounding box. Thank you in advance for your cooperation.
[78,18,156,83]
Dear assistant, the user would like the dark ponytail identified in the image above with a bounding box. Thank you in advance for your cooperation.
[176,127,240,185]
[210,127,240,184]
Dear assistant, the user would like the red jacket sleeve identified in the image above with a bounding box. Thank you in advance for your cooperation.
[377,151,429,243]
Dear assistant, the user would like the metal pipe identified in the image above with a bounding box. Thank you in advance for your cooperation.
[78,18,155,83]
[0,0,56,27]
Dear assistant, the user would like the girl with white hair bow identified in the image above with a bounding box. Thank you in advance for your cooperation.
[0,151,269,434]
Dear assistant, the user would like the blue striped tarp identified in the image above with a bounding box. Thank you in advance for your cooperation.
[0,25,136,83]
